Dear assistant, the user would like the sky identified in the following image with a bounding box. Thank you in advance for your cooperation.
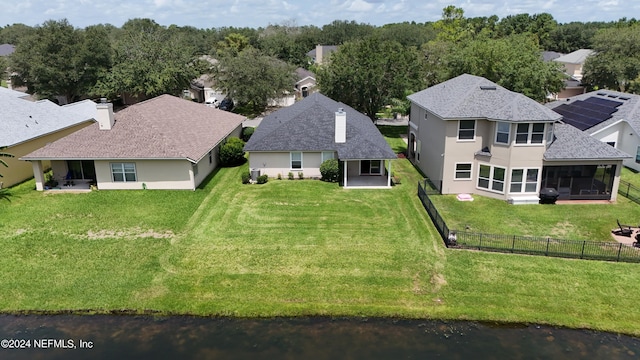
[0,0,635,30]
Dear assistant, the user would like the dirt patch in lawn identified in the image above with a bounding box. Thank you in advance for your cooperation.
[85,228,174,240]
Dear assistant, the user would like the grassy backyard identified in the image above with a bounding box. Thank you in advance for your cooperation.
[0,127,639,336]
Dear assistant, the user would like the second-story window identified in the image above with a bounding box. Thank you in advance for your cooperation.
[495,122,510,144]
[516,123,545,145]
[458,120,475,140]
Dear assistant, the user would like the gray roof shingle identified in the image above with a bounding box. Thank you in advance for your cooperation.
[544,123,630,161]
[553,49,594,64]
[407,74,562,122]
[1,91,95,147]
[22,95,246,162]
[244,92,396,160]
[0,44,15,56]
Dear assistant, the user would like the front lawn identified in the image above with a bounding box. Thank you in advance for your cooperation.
[0,128,639,336]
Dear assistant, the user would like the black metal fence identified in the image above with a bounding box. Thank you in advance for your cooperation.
[619,180,640,205]
[452,232,640,263]
[417,180,640,263]
[417,180,451,246]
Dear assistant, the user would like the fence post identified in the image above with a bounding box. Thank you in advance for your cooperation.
[617,243,622,262]
[627,182,631,197]
[479,233,482,250]
[512,235,516,253]
[581,241,586,259]
[546,238,550,256]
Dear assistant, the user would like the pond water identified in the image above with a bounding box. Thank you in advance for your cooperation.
[0,315,638,360]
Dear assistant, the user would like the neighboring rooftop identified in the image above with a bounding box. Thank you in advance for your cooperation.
[553,49,594,64]
[307,45,338,64]
[295,67,315,82]
[244,92,396,160]
[544,122,630,161]
[407,74,562,122]
[547,90,640,135]
[542,51,563,62]
[23,95,246,162]
[1,90,96,147]
[0,44,15,56]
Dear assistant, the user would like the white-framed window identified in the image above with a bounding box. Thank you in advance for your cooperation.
[515,123,546,145]
[291,152,302,169]
[509,168,539,193]
[321,151,335,163]
[454,163,472,180]
[545,123,554,144]
[636,146,640,163]
[495,122,510,144]
[208,150,213,164]
[477,164,506,193]
[458,120,475,141]
[111,163,137,182]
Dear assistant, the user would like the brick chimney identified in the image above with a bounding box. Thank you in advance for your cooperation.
[96,98,115,130]
[335,108,346,143]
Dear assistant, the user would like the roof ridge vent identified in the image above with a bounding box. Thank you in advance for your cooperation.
[480,85,497,90]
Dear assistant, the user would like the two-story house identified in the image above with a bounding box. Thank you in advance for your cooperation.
[407,74,629,203]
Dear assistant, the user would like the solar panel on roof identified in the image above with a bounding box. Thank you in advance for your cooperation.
[553,96,622,131]
[584,96,623,108]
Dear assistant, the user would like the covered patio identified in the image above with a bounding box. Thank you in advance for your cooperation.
[342,159,393,189]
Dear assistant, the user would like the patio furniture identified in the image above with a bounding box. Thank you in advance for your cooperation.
[612,219,633,237]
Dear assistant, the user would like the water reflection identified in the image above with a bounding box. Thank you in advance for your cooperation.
[0,315,638,360]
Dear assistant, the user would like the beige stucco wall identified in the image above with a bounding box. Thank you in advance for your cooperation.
[436,119,549,200]
[7,121,92,188]
[410,105,447,189]
[93,159,194,190]
[248,151,332,178]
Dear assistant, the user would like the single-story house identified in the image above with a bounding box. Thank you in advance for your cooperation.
[22,94,245,190]
[294,67,316,99]
[244,92,396,188]
[548,89,640,172]
[0,87,95,188]
[407,74,629,203]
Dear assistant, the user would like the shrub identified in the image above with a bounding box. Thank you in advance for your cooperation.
[298,172,304,180]
[320,158,339,182]
[242,127,255,142]
[288,172,294,180]
[241,171,250,184]
[220,137,246,166]
[257,174,268,184]
[277,173,282,180]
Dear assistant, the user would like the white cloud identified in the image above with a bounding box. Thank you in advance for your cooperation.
[347,0,374,12]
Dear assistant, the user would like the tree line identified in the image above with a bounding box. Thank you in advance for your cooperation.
[1,7,639,116]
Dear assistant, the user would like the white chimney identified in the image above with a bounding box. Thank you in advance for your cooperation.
[335,108,346,143]
[316,44,322,64]
[96,98,115,130]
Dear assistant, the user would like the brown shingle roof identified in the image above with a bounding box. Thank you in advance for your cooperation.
[23,95,245,162]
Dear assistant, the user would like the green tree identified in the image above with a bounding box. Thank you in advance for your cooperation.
[95,19,201,99]
[434,5,472,42]
[319,20,375,45]
[317,37,425,119]
[447,34,564,101]
[217,33,251,57]
[10,19,111,102]
[0,23,35,45]
[214,47,296,113]
[582,24,640,93]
